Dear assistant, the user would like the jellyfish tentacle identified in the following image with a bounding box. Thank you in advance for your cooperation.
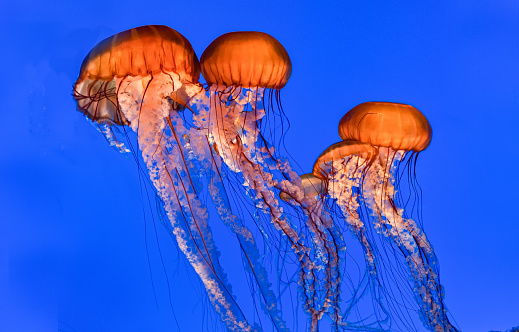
[277,175,345,330]
[363,148,454,332]
[179,122,292,332]
[115,74,253,332]
[201,86,333,330]
[225,93,344,330]
[312,141,392,328]
[209,153,291,332]
[325,155,378,274]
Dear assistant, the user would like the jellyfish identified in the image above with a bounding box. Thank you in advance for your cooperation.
[313,140,378,273]
[183,31,345,330]
[72,25,455,332]
[279,174,325,202]
[312,140,399,331]
[72,25,260,332]
[314,102,458,331]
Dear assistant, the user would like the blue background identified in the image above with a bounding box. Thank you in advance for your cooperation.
[1,0,518,331]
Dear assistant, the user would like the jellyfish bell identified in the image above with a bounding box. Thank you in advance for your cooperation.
[337,101,431,221]
[312,140,377,180]
[73,25,201,126]
[200,31,291,89]
[312,139,377,237]
[311,140,376,242]
[295,173,325,198]
[337,101,433,229]
[338,101,432,152]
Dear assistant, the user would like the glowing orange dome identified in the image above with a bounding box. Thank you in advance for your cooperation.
[200,31,291,89]
[76,25,199,83]
[338,102,432,152]
[73,25,200,125]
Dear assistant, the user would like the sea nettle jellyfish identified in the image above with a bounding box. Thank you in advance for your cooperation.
[315,101,457,331]
[279,174,325,202]
[188,31,344,331]
[72,25,260,331]
[313,140,378,272]
[312,140,396,331]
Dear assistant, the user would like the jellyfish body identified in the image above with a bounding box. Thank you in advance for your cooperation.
[313,140,378,271]
[326,101,457,331]
[279,173,325,202]
[73,25,256,332]
[193,32,344,331]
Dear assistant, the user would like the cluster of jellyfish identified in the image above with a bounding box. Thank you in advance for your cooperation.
[73,25,459,332]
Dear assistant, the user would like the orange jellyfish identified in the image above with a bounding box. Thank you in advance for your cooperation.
[332,101,457,331]
[188,31,343,331]
[72,25,256,332]
[198,31,291,172]
[312,139,400,331]
[313,140,378,270]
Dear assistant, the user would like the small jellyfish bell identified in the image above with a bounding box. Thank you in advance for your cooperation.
[279,173,325,202]
[338,101,457,332]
